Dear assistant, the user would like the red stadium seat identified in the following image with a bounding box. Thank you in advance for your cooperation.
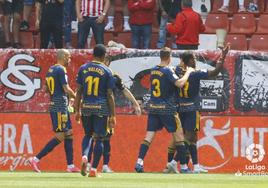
[204,13,229,33]
[225,34,248,51]
[20,30,40,49]
[89,32,115,48]
[256,14,268,34]
[248,34,268,52]
[229,14,256,36]
[116,32,132,48]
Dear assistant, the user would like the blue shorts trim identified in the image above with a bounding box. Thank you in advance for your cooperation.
[50,112,72,132]
[147,113,182,133]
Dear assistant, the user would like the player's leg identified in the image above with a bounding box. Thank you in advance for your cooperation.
[163,140,176,173]
[89,115,108,177]
[102,133,113,173]
[30,112,65,172]
[184,111,207,173]
[64,129,80,172]
[165,113,190,173]
[86,139,94,172]
[63,112,80,172]
[135,114,159,173]
[81,115,93,176]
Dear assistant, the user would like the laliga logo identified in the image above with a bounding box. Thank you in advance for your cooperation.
[246,144,265,163]
[0,54,41,102]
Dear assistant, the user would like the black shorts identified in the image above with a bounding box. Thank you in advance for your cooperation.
[2,0,23,15]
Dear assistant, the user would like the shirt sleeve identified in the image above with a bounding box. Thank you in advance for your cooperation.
[166,67,179,84]
[76,67,83,86]
[107,70,116,90]
[191,69,209,80]
[166,13,185,35]
[58,68,68,86]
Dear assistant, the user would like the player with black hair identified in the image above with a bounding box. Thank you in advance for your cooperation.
[165,44,230,173]
[74,44,116,177]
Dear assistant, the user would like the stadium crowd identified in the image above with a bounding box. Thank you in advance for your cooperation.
[0,0,263,50]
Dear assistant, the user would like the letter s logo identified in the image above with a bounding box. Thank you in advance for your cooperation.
[0,54,41,102]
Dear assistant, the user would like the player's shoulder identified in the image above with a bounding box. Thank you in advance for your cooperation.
[163,66,176,74]
[192,69,208,75]
[50,64,66,73]
[98,63,113,75]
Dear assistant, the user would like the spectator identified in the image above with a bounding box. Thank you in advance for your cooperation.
[128,0,156,49]
[166,0,205,50]
[218,0,246,12]
[36,0,64,49]
[76,0,110,48]
[1,0,22,48]
[157,0,181,49]
[105,0,130,31]
[64,0,75,48]
[20,0,34,31]
[248,0,258,12]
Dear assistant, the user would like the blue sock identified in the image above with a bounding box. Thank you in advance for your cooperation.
[168,146,175,162]
[64,138,73,165]
[81,135,92,157]
[103,139,111,165]
[87,140,94,163]
[175,142,187,165]
[92,139,103,168]
[189,144,198,165]
[138,140,150,160]
[36,138,61,160]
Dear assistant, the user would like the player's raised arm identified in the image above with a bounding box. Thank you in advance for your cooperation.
[208,44,230,78]
[174,67,195,88]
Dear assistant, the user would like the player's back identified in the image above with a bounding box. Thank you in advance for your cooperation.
[148,66,178,114]
[175,66,208,111]
[77,61,114,115]
[46,64,68,112]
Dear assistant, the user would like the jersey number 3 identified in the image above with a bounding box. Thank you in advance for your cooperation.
[152,79,161,97]
[86,76,100,96]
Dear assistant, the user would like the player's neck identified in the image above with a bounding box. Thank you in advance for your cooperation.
[159,61,169,67]
[92,57,104,64]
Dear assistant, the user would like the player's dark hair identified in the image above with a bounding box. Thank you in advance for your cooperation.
[180,51,194,65]
[160,47,171,60]
[182,0,192,8]
[93,44,106,58]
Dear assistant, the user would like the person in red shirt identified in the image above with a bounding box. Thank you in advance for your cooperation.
[128,0,156,49]
[166,0,205,50]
